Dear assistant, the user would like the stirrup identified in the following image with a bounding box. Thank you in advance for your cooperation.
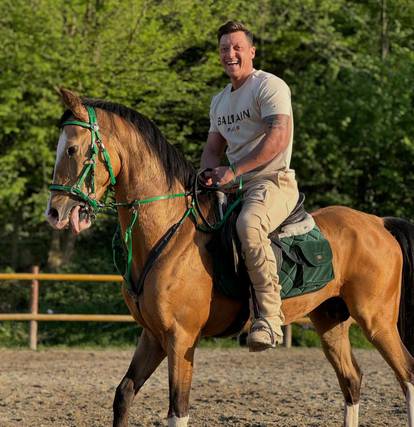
[247,317,282,352]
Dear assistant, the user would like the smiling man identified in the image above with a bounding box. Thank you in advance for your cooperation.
[200,21,299,351]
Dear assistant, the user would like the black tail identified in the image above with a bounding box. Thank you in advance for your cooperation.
[384,217,414,355]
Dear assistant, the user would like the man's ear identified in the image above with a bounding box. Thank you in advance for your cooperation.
[251,46,256,60]
[57,87,89,122]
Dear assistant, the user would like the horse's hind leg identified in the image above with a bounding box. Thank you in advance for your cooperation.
[113,328,166,427]
[310,306,362,427]
[357,317,414,426]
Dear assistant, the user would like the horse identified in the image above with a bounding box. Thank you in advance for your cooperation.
[46,88,414,427]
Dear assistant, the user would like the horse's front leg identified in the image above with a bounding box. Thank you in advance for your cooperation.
[167,326,199,427]
[113,328,166,427]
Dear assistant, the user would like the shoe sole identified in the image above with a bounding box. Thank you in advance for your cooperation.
[247,339,277,352]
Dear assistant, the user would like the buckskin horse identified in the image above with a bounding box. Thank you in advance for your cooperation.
[46,88,414,427]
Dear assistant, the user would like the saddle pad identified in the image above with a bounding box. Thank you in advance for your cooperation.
[276,225,334,298]
[208,225,334,301]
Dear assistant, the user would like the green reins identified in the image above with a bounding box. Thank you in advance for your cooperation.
[49,105,243,292]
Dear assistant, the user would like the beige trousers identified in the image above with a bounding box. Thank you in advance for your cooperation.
[236,170,299,329]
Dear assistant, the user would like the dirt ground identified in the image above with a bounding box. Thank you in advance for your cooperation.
[0,347,408,426]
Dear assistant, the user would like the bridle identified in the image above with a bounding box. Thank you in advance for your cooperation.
[49,106,116,212]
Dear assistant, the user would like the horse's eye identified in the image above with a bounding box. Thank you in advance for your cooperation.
[67,146,78,156]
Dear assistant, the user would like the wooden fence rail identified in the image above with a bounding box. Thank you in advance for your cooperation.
[0,267,310,350]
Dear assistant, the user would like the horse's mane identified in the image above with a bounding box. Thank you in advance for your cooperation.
[59,99,195,190]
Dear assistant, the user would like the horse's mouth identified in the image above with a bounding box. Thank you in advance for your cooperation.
[46,201,92,235]
[69,205,92,235]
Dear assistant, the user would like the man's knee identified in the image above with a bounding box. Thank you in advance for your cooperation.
[236,212,263,243]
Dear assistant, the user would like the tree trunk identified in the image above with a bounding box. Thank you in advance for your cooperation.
[381,0,389,60]
[47,230,77,271]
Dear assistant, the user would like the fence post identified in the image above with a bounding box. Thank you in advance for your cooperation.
[282,324,292,348]
[29,265,39,350]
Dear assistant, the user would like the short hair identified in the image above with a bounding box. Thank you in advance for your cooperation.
[217,21,254,45]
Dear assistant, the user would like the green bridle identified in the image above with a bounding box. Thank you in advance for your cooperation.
[49,106,116,211]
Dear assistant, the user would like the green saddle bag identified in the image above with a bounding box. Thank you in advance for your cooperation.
[277,227,334,298]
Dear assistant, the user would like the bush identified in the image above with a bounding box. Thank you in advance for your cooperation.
[291,323,372,349]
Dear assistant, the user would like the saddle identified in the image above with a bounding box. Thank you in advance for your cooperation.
[206,192,334,302]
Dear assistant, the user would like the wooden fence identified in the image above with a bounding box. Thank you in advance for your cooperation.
[0,267,309,350]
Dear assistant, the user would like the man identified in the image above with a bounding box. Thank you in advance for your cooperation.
[200,21,299,351]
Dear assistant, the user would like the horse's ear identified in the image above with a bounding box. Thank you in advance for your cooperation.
[57,87,89,122]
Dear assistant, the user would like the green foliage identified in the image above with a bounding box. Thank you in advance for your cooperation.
[199,337,240,349]
[0,0,413,346]
[292,323,372,348]
[349,324,373,349]
[0,322,28,347]
[291,324,321,347]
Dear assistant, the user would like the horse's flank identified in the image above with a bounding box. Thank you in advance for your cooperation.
[282,206,402,324]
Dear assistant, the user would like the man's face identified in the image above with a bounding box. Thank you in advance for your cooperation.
[219,31,255,84]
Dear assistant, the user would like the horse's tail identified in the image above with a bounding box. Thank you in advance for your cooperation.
[384,217,414,355]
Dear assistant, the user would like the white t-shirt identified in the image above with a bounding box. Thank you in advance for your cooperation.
[209,69,294,180]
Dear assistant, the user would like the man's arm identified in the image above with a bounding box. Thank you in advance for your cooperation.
[200,132,228,186]
[200,132,227,169]
[232,114,291,176]
[210,114,291,186]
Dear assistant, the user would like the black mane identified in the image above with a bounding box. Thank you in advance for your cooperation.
[59,98,195,190]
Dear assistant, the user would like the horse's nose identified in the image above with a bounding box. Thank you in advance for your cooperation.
[45,197,78,230]
[48,207,59,220]
[45,206,60,227]
[45,206,68,229]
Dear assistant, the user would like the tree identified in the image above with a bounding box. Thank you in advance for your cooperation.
[0,0,413,345]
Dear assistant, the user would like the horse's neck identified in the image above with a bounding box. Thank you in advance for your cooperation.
[113,130,190,266]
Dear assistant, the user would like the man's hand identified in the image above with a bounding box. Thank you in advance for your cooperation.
[201,166,234,187]
[199,169,214,186]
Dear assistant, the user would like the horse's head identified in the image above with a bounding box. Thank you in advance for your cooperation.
[46,88,120,234]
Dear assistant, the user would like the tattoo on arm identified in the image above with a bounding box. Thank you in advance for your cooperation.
[263,114,289,130]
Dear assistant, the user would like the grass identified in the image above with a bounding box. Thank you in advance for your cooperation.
[0,322,374,349]
[291,323,373,349]
[199,337,240,348]
[199,323,373,349]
